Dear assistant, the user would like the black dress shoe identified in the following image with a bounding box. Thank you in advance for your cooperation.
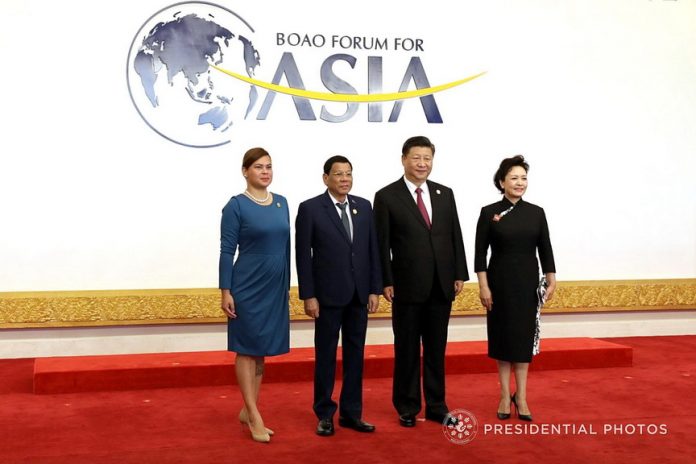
[425,411,459,426]
[316,419,334,436]
[338,417,376,433]
[398,414,416,427]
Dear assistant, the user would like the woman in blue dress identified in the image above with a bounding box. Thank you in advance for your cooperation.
[219,147,290,443]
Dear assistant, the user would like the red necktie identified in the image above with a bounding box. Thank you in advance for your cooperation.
[415,187,431,229]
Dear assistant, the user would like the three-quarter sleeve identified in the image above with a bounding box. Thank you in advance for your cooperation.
[537,209,556,274]
[474,207,491,272]
[218,198,241,289]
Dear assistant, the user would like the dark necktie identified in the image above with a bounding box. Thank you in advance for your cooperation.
[415,187,431,229]
[336,202,352,241]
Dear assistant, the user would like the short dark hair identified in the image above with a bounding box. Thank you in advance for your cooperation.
[494,155,529,193]
[402,136,435,157]
[242,147,270,169]
[323,155,353,175]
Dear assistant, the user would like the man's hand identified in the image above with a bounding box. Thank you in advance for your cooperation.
[454,280,465,296]
[367,294,380,313]
[383,286,394,303]
[304,297,320,319]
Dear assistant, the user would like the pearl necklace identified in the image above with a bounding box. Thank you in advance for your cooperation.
[244,189,270,204]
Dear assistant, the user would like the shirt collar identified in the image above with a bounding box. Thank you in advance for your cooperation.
[403,177,429,196]
[328,191,348,206]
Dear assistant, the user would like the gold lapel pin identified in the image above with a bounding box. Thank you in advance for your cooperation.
[352,209,358,215]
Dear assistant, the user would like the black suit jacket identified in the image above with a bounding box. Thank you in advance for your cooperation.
[373,178,469,303]
[295,191,382,307]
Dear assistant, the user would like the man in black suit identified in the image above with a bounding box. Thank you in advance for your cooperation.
[296,155,382,436]
[373,136,469,427]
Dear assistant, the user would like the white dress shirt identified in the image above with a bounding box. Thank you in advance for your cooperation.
[403,177,432,222]
[328,191,353,240]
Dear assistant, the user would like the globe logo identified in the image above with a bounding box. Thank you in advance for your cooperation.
[126,2,261,148]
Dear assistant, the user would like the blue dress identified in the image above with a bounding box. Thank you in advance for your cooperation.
[219,194,290,356]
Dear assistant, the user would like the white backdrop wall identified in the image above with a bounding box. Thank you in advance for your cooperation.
[1,0,695,293]
[4,311,696,359]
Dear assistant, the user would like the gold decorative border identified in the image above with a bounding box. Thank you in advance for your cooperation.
[1,279,695,329]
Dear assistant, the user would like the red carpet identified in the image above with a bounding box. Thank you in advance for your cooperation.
[33,338,632,394]
[0,336,694,463]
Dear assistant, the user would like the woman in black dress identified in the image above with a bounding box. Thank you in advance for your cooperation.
[474,155,556,421]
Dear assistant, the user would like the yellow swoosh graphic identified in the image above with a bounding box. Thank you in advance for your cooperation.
[212,65,485,103]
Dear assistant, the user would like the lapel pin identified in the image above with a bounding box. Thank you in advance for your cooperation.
[352,209,358,215]
[276,202,281,208]
[436,189,441,195]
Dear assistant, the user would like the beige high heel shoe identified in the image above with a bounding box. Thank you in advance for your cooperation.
[250,428,271,444]
[239,409,275,436]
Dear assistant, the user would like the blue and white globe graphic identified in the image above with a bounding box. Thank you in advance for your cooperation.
[127,2,261,147]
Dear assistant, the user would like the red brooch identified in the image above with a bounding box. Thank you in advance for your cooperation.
[493,205,514,222]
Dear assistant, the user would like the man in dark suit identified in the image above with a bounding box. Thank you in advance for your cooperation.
[296,155,382,436]
[373,136,469,427]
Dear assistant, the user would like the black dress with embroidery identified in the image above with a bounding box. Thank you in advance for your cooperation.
[474,197,556,362]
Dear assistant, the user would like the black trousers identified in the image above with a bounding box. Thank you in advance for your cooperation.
[313,293,368,420]
[391,282,451,416]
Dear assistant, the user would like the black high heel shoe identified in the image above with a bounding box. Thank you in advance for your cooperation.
[511,393,532,422]
[497,397,511,420]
